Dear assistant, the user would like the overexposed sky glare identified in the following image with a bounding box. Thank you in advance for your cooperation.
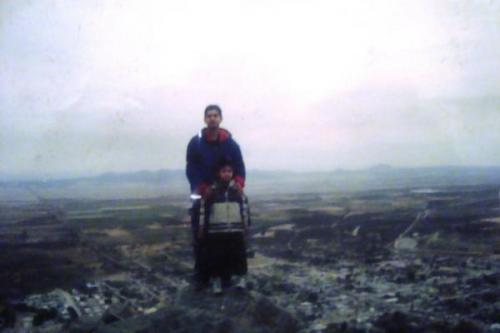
[1,0,499,178]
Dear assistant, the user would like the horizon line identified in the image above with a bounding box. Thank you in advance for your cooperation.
[2,164,500,183]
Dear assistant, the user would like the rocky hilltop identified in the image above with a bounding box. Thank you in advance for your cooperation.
[0,184,499,332]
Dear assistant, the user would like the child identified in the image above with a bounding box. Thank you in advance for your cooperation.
[198,160,250,294]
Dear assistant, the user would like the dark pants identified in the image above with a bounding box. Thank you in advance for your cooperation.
[190,200,205,284]
[201,232,247,282]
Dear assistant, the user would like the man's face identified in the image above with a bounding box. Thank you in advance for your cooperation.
[219,165,233,182]
[204,110,222,129]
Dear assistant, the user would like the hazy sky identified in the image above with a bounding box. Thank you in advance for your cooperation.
[1,0,499,179]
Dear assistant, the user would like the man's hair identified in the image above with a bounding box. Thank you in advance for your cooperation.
[204,104,223,117]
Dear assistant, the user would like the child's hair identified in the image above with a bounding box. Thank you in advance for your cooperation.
[216,158,234,173]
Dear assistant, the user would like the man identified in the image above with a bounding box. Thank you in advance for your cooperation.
[186,104,246,288]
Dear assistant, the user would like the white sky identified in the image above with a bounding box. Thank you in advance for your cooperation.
[1,0,499,178]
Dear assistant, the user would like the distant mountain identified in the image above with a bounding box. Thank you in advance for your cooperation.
[93,169,184,183]
[2,166,500,189]
[366,164,393,172]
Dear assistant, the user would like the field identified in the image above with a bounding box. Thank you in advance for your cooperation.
[0,177,499,332]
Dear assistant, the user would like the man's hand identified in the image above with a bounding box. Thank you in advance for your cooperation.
[233,182,244,196]
[196,182,214,199]
[202,186,213,199]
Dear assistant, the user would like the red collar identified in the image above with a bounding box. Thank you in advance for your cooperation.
[203,128,230,142]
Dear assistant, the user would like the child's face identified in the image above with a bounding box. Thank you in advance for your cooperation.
[219,165,233,182]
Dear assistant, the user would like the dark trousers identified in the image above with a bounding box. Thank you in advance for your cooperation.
[201,232,247,281]
[190,200,205,283]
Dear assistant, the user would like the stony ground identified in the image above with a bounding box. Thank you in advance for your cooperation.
[2,185,499,332]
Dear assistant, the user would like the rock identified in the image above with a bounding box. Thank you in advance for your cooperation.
[473,305,500,322]
[251,297,300,333]
[394,237,418,250]
[423,320,454,333]
[489,323,500,333]
[453,320,482,333]
[214,318,235,333]
[311,321,327,331]
[298,302,314,319]
[298,290,319,303]
[483,272,499,285]
[148,308,215,333]
[374,311,416,333]
[325,322,366,333]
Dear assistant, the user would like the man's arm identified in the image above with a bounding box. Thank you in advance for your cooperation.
[186,137,203,193]
[232,141,246,188]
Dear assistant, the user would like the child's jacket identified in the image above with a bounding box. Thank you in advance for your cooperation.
[204,181,250,234]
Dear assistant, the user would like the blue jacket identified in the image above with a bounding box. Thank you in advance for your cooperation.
[186,128,246,193]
